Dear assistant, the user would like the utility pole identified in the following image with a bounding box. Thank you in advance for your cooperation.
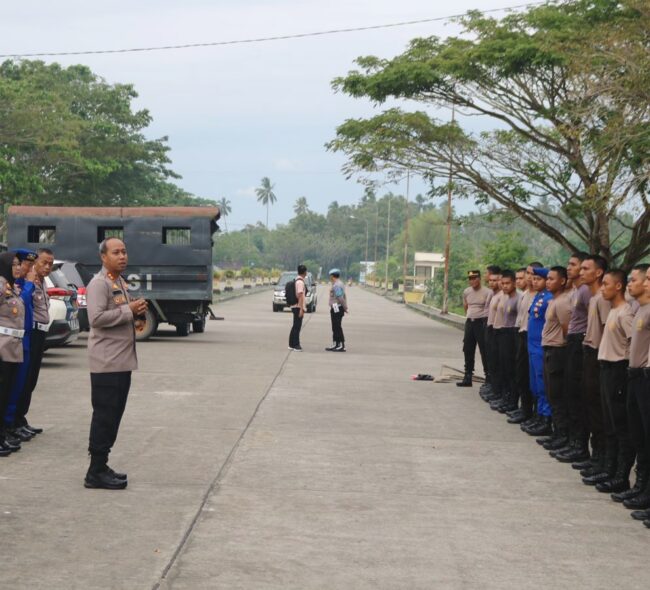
[402,170,411,298]
[364,218,369,284]
[374,204,379,275]
[441,105,455,315]
[384,196,391,294]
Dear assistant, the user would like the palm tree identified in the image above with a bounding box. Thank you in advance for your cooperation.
[217,197,231,231]
[293,196,309,216]
[255,177,277,228]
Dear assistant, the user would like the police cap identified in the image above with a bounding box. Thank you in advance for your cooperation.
[13,248,37,262]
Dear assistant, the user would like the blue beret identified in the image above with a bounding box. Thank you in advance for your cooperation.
[328,268,341,276]
[533,267,549,279]
[13,248,37,262]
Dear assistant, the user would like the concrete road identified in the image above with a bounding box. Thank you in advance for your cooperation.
[0,287,646,589]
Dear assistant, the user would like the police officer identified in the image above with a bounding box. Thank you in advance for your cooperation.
[457,270,490,387]
[325,269,348,352]
[491,270,520,412]
[594,269,635,495]
[522,267,553,436]
[554,252,591,464]
[3,249,37,443]
[480,267,503,402]
[619,264,650,510]
[507,263,541,424]
[580,255,612,485]
[0,252,26,455]
[539,266,572,454]
[85,238,147,489]
[15,248,54,436]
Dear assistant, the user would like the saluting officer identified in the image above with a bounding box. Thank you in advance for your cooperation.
[84,238,147,490]
[16,248,54,436]
[0,252,26,456]
[3,249,37,442]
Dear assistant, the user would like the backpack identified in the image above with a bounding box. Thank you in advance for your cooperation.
[285,277,306,306]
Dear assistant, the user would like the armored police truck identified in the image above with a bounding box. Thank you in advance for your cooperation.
[7,206,219,340]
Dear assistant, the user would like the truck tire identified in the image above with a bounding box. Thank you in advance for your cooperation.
[176,323,190,337]
[192,316,206,333]
[135,308,158,341]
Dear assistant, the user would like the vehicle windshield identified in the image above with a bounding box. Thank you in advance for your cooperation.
[49,268,75,290]
[60,261,93,287]
[277,272,297,287]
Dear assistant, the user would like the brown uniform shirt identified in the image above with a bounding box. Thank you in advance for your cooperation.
[517,290,534,333]
[598,303,634,362]
[542,291,572,347]
[32,280,50,326]
[487,291,502,327]
[568,284,591,335]
[629,303,650,368]
[0,277,25,363]
[87,267,138,374]
[495,292,520,329]
[463,286,490,319]
[584,293,611,350]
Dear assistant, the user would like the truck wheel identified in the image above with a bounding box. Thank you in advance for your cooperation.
[192,316,206,333]
[176,323,190,337]
[135,308,158,341]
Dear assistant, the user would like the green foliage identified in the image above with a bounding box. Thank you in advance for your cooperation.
[481,231,529,271]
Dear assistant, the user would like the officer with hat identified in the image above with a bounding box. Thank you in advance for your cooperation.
[522,267,554,436]
[3,248,37,442]
[16,248,54,435]
[457,270,490,387]
[325,268,348,352]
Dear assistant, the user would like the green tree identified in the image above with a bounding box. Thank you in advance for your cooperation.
[293,196,309,216]
[255,176,277,229]
[329,0,649,268]
[481,231,529,271]
[217,197,232,231]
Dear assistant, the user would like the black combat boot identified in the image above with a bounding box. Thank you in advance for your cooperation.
[526,416,553,437]
[456,373,473,387]
[596,451,635,493]
[612,465,648,503]
[582,452,617,486]
[622,475,650,509]
[556,440,590,464]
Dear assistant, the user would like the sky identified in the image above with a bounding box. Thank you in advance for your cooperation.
[1,0,536,230]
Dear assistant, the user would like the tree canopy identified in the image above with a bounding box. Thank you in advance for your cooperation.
[329,0,649,268]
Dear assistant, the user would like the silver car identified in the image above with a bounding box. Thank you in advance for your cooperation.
[273,271,317,313]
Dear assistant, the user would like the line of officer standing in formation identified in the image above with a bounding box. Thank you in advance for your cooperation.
[0,248,54,455]
[459,255,650,530]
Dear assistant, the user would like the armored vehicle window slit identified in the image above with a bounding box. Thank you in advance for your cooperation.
[163,227,191,245]
[97,227,124,242]
[28,225,56,244]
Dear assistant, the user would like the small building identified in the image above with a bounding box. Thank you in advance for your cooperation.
[413,252,445,286]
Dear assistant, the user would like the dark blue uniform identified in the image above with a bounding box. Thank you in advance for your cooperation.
[528,290,553,418]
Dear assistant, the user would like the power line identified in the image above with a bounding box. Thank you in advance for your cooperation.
[0,2,545,59]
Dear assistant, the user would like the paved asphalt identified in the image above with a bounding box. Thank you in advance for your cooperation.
[0,287,646,589]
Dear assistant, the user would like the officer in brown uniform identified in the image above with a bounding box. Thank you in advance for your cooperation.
[0,252,26,456]
[539,266,573,454]
[594,269,635,495]
[481,266,503,402]
[16,248,54,435]
[580,255,612,483]
[84,238,147,489]
[618,264,650,510]
[457,270,491,387]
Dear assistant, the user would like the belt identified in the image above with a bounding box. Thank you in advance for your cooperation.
[468,317,487,322]
[0,326,25,338]
[33,321,49,332]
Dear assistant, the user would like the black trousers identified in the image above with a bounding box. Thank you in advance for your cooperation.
[543,346,569,433]
[600,360,634,465]
[462,317,487,376]
[516,331,533,414]
[627,371,650,473]
[88,371,131,470]
[485,326,500,391]
[496,328,517,396]
[289,308,303,348]
[0,362,20,429]
[565,334,587,444]
[330,309,345,344]
[16,329,47,426]
[582,346,604,454]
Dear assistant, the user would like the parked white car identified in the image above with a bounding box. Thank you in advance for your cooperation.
[43,264,80,348]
